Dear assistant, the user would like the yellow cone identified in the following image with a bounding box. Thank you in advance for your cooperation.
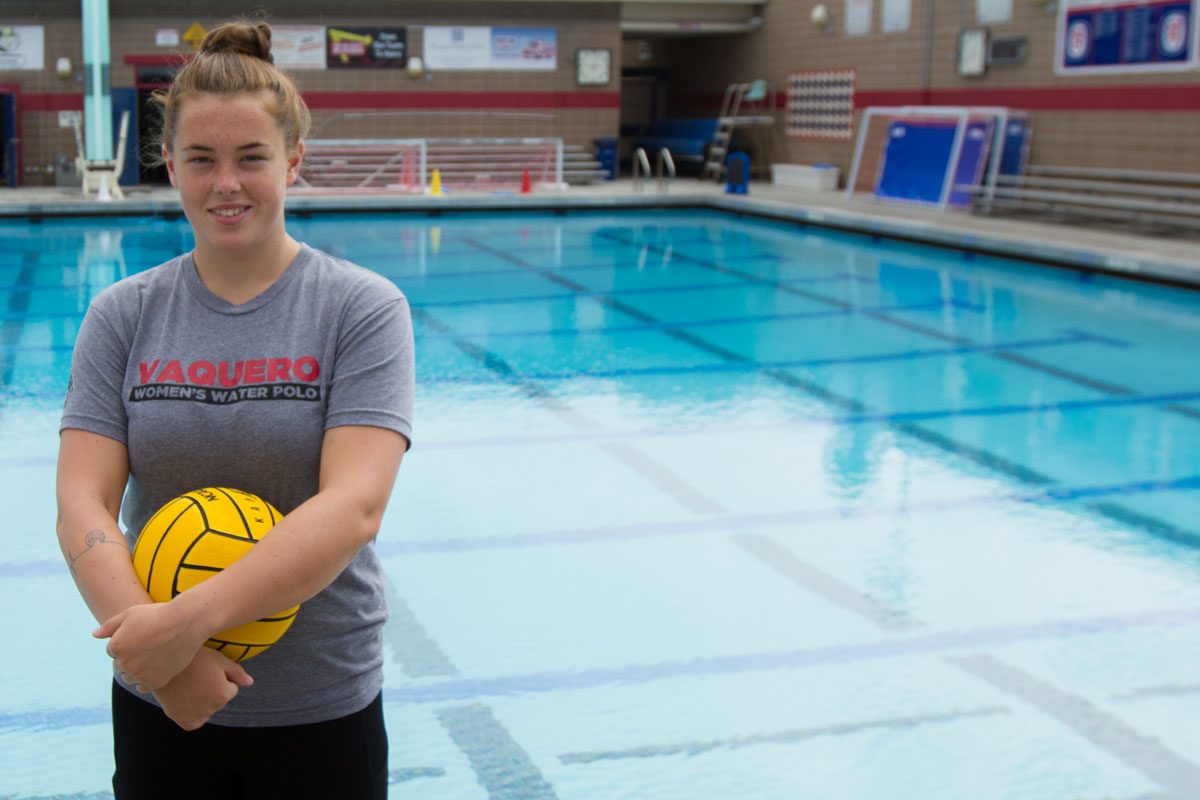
[430,168,443,196]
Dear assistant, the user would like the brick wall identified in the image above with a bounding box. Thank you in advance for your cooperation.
[1,4,621,185]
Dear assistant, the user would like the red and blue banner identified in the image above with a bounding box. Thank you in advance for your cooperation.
[1057,0,1199,73]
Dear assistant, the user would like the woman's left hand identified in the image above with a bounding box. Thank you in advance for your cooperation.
[94,602,208,692]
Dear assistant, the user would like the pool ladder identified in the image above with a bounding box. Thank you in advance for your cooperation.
[633,147,676,193]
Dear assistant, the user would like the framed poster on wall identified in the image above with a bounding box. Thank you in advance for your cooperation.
[1056,0,1199,74]
[0,25,44,70]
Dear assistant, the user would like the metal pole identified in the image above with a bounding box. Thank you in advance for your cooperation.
[81,0,115,200]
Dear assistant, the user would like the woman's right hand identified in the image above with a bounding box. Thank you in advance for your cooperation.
[152,647,254,731]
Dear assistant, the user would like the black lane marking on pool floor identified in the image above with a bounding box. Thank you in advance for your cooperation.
[310,233,719,263]
[409,271,866,310]
[378,605,1200,706]
[416,298,981,340]
[950,653,1200,797]
[437,704,560,800]
[461,235,1200,550]
[732,529,1200,794]
[0,251,38,390]
[413,306,730,516]
[557,706,1010,765]
[594,229,1173,405]
[424,331,1109,384]
[367,247,780,282]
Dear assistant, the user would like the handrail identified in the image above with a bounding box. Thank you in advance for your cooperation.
[633,147,651,192]
[655,148,675,193]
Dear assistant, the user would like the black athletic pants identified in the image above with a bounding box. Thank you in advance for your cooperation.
[111,682,388,799]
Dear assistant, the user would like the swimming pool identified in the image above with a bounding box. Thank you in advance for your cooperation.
[2,208,1199,798]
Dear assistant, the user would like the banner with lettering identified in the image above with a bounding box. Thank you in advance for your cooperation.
[327,26,406,68]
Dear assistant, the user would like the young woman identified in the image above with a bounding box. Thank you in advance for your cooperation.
[56,21,413,799]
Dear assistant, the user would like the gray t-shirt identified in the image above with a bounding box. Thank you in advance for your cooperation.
[61,243,414,726]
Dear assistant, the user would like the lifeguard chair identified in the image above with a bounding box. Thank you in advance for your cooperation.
[74,109,130,201]
[702,79,782,181]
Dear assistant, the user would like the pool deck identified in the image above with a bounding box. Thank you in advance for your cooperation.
[2,178,1197,288]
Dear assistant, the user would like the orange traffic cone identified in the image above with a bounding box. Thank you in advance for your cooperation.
[520,169,532,195]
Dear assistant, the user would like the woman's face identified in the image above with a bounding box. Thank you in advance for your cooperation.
[164,91,303,261]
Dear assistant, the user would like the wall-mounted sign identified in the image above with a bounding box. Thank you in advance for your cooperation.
[846,0,873,36]
[182,23,206,51]
[490,27,557,70]
[155,28,179,47]
[273,25,326,70]
[327,27,406,68]
[1057,0,1199,73]
[882,0,911,32]
[424,26,491,70]
[424,26,557,70]
[977,0,1013,24]
[0,25,44,70]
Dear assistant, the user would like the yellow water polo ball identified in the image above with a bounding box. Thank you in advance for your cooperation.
[131,487,299,662]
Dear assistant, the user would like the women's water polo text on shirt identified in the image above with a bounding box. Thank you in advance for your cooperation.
[130,355,323,404]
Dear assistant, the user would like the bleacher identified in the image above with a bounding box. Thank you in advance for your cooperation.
[298,137,607,192]
[633,118,719,167]
[972,166,1200,232]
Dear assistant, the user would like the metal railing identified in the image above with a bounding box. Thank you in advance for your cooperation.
[632,147,652,192]
[297,137,567,193]
[656,148,676,193]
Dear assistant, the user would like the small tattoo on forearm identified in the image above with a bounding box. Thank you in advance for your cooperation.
[68,529,126,576]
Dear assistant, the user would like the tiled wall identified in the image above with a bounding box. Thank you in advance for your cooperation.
[660,0,1200,177]
[2,5,621,185]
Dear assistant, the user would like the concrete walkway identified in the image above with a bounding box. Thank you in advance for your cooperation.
[2,178,1197,287]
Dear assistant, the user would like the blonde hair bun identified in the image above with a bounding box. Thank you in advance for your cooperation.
[200,21,274,63]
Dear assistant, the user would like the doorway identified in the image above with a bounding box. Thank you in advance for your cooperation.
[0,90,18,188]
[135,65,175,184]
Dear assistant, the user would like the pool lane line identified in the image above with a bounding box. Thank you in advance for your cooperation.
[0,299,979,352]
[734,533,925,632]
[374,605,1200,706]
[1111,682,1200,702]
[9,608,1198,731]
[374,249,782,283]
[379,585,556,796]
[408,271,870,310]
[0,251,38,390]
[467,233,1199,545]
[423,330,1111,383]
[311,232,721,262]
[417,298,984,340]
[384,581,459,679]
[735,530,1200,796]
[412,307,729,517]
[381,474,1200,557]
[0,248,785,292]
[557,706,1011,765]
[949,653,1200,798]
[5,474,1197,579]
[437,704,561,800]
[15,603,1200,733]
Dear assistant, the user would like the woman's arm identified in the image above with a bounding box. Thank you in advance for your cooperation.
[97,424,407,690]
[56,429,148,623]
[58,428,251,723]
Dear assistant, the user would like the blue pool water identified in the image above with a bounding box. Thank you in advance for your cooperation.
[2,208,1200,798]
